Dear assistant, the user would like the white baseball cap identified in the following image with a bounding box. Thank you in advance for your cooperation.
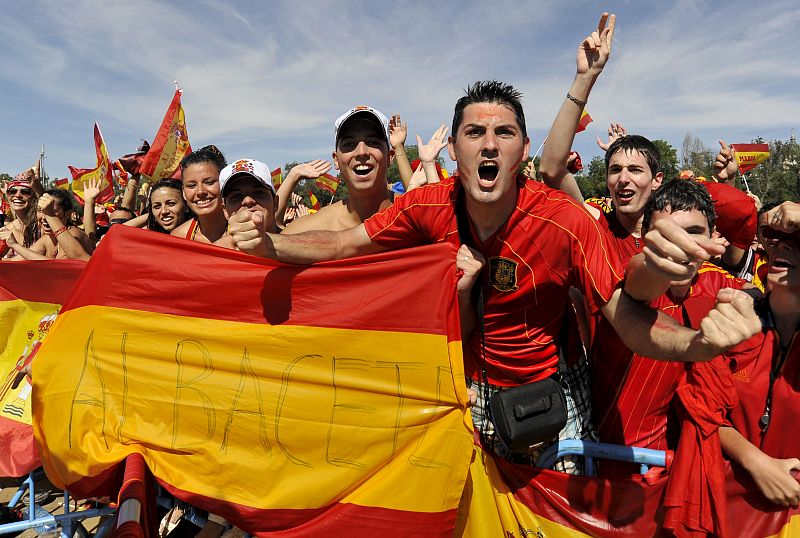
[219,159,275,197]
[334,105,391,147]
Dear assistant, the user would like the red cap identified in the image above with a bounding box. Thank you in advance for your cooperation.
[703,182,756,250]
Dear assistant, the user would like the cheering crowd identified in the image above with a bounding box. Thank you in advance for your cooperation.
[1,11,799,535]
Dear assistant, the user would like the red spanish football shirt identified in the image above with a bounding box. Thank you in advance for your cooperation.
[592,263,745,469]
[727,307,800,460]
[596,209,643,270]
[363,176,623,386]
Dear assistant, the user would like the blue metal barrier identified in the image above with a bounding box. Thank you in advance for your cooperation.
[536,440,670,476]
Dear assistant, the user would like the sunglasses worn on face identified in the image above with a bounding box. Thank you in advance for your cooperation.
[8,188,33,196]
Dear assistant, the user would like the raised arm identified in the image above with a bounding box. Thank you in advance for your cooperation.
[275,160,332,226]
[38,194,91,260]
[82,178,102,241]
[389,114,413,188]
[712,140,739,184]
[602,286,760,363]
[120,175,139,210]
[229,209,385,263]
[540,12,615,202]
[416,124,449,185]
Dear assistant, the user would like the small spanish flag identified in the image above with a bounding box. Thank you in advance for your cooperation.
[308,189,320,210]
[271,167,282,188]
[576,110,593,133]
[54,178,70,190]
[731,143,769,174]
[316,173,340,195]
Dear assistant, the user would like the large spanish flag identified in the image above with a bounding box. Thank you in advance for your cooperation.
[0,260,84,477]
[731,143,770,174]
[139,90,192,181]
[32,226,472,536]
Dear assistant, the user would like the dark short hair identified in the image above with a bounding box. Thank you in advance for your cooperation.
[112,206,137,219]
[179,144,227,175]
[605,135,661,178]
[44,188,75,213]
[642,179,715,234]
[452,80,527,139]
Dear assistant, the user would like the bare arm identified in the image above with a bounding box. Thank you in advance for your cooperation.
[38,194,91,260]
[122,213,149,228]
[229,209,385,263]
[624,218,726,302]
[82,178,102,241]
[601,286,761,362]
[540,13,615,202]
[275,160,332,226]
[416,124,448,185]
[120,176,140,210]
[389,114,413,188]
[720,426,800,507]
[0,228,49,260]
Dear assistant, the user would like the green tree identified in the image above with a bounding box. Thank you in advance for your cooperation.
[280,161,347,208]
[741,136,800,204]
[652,139,679,182]
[574,156,608,199]
[386,145,445,185]
[680,133,714,178]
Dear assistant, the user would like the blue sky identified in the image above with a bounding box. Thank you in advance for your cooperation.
[1,0,798,178]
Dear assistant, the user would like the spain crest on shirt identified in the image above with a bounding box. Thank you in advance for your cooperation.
[488,256,519,292]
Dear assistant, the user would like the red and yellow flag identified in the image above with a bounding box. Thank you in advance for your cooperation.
[68,123,115,206]
[32,227,471,535]
[0,260,84,477]
[731,143,770,174]
[54,178,70,190]
[315,173,340,195]
[270,167,282,188]
[576,110,593,133]
[309,189,320,210]
[139,90,192,181]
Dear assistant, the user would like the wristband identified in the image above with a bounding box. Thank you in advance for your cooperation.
[53,225,68,237]
[566,92,587,108]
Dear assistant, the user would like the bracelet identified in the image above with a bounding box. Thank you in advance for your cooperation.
[53,225,68,237]
[395,151,407,157]
[566,92,587,108]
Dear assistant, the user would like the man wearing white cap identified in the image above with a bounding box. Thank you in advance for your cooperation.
[215,158,279,249]
[282,105,394,234]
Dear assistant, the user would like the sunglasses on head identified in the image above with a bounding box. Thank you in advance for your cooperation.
[8,187,33,196]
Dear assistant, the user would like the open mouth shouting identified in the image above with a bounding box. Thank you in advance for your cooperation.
[770,256,796,271]
[615,188,636,203]
[478,161,499,188]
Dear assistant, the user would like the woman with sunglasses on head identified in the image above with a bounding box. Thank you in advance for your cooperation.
[0,189,93,260]
[171,145,228,243]
[0,177,39,260]
[720,201,800,508]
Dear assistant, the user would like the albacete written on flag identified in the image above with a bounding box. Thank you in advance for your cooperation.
[32,226,472,536]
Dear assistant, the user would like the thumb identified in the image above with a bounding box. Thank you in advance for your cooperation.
[788,458,800,473]
[416,134,423,147]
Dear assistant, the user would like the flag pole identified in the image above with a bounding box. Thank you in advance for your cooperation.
[39,145,46,189]
[533,136,548,160]
[741,173,750,193]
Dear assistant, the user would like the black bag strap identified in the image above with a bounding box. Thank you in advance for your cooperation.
[454,187,568,385]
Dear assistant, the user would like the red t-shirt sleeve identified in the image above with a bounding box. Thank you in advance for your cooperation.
[363,182,457,249]
[565,207,624,315]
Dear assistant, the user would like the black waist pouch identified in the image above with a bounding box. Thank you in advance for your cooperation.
[489,377,567,453]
